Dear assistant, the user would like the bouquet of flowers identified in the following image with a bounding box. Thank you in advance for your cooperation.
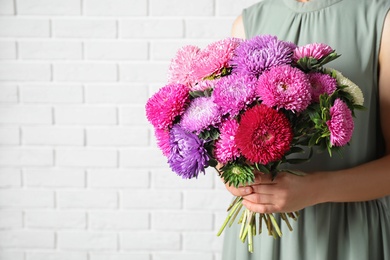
[145,35,364,253]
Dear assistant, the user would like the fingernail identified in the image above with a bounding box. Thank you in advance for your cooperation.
[242,187,251,194]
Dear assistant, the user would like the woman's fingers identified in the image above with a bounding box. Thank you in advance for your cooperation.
[225,183,253,197]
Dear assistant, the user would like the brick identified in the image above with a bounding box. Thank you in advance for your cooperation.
[87,127,148,146]
[55,106,117,125]
[0,0,14,15]
[0,148,53,166]
[0,62,51,81]
[0,210,23,229]
[152,211,213,231]
[88,169,149,188]
[53,19,116,38]
[0,18,50,37]
[120,231,180,251]
[0,84,18,103]
[0,41,16,59]
[85,84,148,104]
[0,169,21,187]
[58,231,117,250]
[120,62,168,83]
[53,63,117,82]
[85,0,147,16]
[216,0,260,16]
[20,84,83,103]
[0,127,19,145]
[183,232,222,252]
[89,211,149,230]
[119,106,150,125]
[27,252,87,260]
[150,40,208,61]
[17,0,81,15]
[0,252,24,260]
[58,190,118,209]
[56,148,117,167]
[90,253,150,260]
[19,41,82,60]
[150,0,214,16]
[0,189,54,208]
[186,19,233,39]
[23,126,84,146]
[151,168,214,189]
[25,210,86,228]
[85,41,148,60]
[122,191,181,209]
[24,168,85,188]
[0,105,52,124]
[184,191,232,210]
[120,148,168,168]
[119,19,184,39]
[153,253,213,260]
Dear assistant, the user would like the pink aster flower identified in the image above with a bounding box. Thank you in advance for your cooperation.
[192,38,242,81]
[192,78,220,92]
[256,65,312,113]
[154,128,171,157]
[308,72,337,102]
[235,104,293,165]
[167,45,200,87]
[212,73,257,117]
[293,43,334,61]
[214,119,240,163]
[180,97,221,133]
[326,99,354,147]
[145,84,189,130]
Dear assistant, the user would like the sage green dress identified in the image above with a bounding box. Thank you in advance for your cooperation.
[222,0,390,259]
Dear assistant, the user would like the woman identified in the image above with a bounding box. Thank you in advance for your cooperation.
[222,0,390,259]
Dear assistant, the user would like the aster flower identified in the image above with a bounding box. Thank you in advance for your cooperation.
[293,43,333,61]
[230,35,296,79]
[180,97,221,134]
[308,72,337,102]
[257,65,312,113]
[191,78,220,92]
[326,99,354,147]
[145,84,190,130]
[168,125,209,179]
[192,37,242,81]
[212,74,258,117]
[167,45,200,87]
[235,104,293,165]
[324,68,364,106]
[214,119,240,163]
[154,128,171,157]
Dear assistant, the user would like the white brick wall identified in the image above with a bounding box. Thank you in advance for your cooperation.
[0,0,260,259]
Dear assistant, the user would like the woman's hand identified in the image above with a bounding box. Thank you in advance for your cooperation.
[242,172,321,214]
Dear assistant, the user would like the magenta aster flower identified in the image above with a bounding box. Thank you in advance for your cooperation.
[155,128,171,157]
[230,35,296,79]
[167,45,200,87]
[214,119,240,163]
[180,97,221,133]
[168,125,209,179]
[326,99,354,147]
[293,43,334,61]
[235,104,293,165]
[212,73,257,117]
[308,72,337,102]
[145,83,189,130]
[256,65,312,113]
[192,37,242,80]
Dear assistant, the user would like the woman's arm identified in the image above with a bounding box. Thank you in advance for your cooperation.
[242,12,390,213]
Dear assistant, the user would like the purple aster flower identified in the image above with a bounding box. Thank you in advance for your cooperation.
[308,72,337,102]
[180,97,222,133]
[168,125,209,179]
[214,119,240,163]
[212,73,257,117]
[230,35,296,79]
[257,65,312,113]
[326,99,354,147]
